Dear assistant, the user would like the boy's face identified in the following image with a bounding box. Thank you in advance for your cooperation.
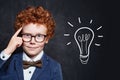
[22,23,48,58]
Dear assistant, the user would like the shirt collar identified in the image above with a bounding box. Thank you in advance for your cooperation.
[23,51,44,62]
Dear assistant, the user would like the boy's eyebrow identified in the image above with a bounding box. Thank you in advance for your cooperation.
[22,32,47,35]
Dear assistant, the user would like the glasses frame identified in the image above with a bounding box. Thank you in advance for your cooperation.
[21,33,47,43]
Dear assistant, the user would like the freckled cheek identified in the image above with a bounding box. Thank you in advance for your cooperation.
[22,42,29,47]
[37,43,45,47]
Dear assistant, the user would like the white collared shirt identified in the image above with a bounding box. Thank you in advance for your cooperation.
[23,51,44,80]
[0,50,44,80]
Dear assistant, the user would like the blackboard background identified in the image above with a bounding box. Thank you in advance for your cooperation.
[0,0,119,80]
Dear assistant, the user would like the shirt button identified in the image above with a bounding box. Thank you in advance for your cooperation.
[2,56,5,58]
[29,71,31,74]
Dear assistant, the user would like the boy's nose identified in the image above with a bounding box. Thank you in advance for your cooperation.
[30,37,36,43]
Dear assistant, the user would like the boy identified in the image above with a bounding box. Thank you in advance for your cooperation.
[0,6,63,80]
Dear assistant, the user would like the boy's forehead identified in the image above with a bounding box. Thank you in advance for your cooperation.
[22,23,47,34]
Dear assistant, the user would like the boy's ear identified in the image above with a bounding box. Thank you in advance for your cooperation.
[45,41,48,44]
[45,38,49,44]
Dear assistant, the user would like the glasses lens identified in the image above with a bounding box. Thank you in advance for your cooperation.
[35,34,46,42]
[22,34,31,42]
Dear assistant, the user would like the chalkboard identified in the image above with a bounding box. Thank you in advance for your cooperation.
[0,0,119,80]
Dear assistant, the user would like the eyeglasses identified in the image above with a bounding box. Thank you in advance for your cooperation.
[21,33,47,43]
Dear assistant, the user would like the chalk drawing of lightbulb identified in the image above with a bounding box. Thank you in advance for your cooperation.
[64,17,103,64]
[74,27,94,64]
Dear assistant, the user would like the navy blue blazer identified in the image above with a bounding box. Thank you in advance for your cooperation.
[0,52,63,80]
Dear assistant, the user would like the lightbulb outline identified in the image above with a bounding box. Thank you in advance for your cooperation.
[74,27,95,64]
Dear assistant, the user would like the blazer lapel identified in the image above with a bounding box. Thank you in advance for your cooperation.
[31,54,49,80]
[14,53,24,80]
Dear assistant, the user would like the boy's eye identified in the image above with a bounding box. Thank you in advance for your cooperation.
[22,34,31,37]
[37,34,42,37]
[24,34,31,36]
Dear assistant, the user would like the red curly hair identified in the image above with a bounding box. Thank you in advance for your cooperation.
[14,6,55,39]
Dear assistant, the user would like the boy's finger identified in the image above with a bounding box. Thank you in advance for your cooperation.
[13,27,22,37]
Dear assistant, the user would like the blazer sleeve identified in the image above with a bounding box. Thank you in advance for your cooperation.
[53,63,63,80]
[0,57,6,69]
[0,51,11,69]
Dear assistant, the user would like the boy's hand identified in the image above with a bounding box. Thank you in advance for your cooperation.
[4,27,23,55]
